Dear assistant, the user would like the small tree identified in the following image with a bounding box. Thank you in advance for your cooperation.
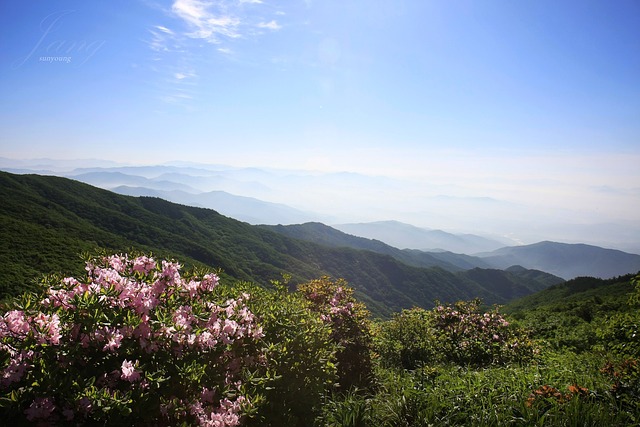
[298,277,374,390]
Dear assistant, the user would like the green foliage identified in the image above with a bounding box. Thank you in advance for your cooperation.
[374,307,439,370]
[505,274,638,354]
[231,280,339,427]
[597,274,640,358]
[318,389,373,427]
[376,300,536,370]
[325,352,637,426]
[298,277,375,390]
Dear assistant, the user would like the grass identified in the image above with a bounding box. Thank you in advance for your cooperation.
[319,351,638,426]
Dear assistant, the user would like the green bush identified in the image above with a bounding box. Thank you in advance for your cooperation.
[221,280,338,427]
[298,277,374,390]
[376,299,537,370]
[598,275,640,358]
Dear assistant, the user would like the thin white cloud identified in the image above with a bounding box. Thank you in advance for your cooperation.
[257,20,281,30]
[160,92,194,104]
[146,0,279,106]
[172,0,241,43]
[155,25,174,35]
[147,28,171,52]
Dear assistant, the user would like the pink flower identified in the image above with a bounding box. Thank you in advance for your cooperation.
[24,397,56,421]
[251,326,264,339]
[1,350,33,387]
[133,256,156,275]
[121,359,141,382]
[183,280,200,298]
[102,328,124,352]
[33,313,62,345]
[201,387,216,403]
[173,306,194,330]
[108,255,127,272]
[2,310,30,336]
[222,319,237,337]
[161,260,181,285]
[198,331,217,349]
[200,274,219,292]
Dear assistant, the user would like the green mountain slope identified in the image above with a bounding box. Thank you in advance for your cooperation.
[504,274,637,314]
[478,241,640,279]
[503,273,638,352]
[457,267,563,301]
[265,222,562,298]
[0,172,559,317]
[262,222,468,270]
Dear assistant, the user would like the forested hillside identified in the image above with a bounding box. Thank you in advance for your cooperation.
[0,171,559,317]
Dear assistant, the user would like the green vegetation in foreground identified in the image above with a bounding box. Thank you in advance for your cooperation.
[1,251,638,425]
[317,273,640,426]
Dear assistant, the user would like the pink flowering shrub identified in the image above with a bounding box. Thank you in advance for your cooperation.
[377,299,537,370]
[431,299,536,366]
[0,253,264,426]
[298,277,374,390]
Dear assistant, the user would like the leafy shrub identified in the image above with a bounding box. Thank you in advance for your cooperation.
[601,358,640,413]
[377,299,537,369]
[233,279,338,427]
[0,253,264,426]
[374,307,439,370]
[298,277,374,390]
[598,275,640,357]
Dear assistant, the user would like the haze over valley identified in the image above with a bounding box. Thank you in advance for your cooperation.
[2,158,639,255]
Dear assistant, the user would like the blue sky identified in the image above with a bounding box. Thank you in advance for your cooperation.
[1,0,639,245]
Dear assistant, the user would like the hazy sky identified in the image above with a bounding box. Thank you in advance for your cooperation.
[1,1,639,246]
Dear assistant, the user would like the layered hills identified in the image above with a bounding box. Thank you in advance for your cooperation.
[264,222,640,281]
[0,171,563,317]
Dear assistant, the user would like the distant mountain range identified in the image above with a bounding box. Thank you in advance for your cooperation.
[113,186,317,225]
[0,171,567,317]
[476,241,640,280]
[332,220,511,253]
[265,222,640,280]
[262,222,493,272]
[2,159,639,254]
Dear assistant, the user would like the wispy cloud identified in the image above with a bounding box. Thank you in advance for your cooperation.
[174,71,196,80]
[257,20,282,31]
[155,25,174,35]
[145,0,281,106]
[147,28,171,52]
[172,0,241,43]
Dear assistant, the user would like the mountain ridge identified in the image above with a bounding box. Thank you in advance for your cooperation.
[477,241,640,280]
[333,220,511,253]
[0,171,562,317]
